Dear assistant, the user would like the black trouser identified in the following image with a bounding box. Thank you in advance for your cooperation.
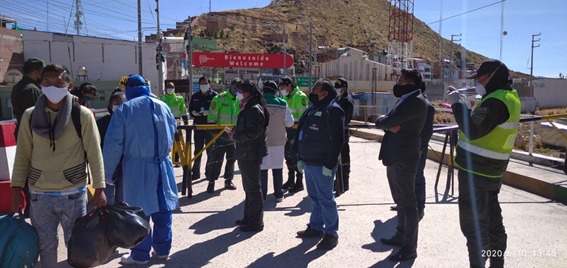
[386,162,419,252]
[337,139,350,190]
[191,129,213,178]
[238,159,264,226]
[458,168,506,268]
[206,137,235,182]
[284,138,302,185]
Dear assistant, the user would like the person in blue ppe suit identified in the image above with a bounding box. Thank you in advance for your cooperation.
[103,74,179,265]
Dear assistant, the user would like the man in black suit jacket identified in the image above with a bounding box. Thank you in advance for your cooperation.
[375,69,427,262]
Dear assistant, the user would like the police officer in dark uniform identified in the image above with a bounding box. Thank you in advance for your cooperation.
[334,78,354,197]
[189,76,218,180]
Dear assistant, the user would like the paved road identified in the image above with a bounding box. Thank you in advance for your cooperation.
[53,137,567,267]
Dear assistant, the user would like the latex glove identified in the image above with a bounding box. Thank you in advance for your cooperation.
[201,110,209,116]
[297,160,304,174]
[191,110,200,116]
[446,91,463,105]
[322,166,332,177]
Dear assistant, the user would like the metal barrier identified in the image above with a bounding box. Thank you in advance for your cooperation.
[173,114,567,199]
[174,124,234,197]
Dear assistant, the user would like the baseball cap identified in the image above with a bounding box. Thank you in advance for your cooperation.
[335,78,348,88]
[279,76,293,86]
[262,80,278,93]
[467,60,507,79]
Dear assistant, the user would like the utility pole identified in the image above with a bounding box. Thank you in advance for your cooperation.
[530,33,541,77]
[499,0,505,60]
[137,0,143,75]
[185,22,193,93]
[530,33,541,97]
[283,26,287,76]
[155,0,165,93]
[308,21,313,89]
[450,33,461,86]
[75,0,83,35]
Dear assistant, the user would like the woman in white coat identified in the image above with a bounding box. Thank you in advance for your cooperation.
[260,80,294,202]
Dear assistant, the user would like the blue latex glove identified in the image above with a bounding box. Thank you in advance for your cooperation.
[297,160,304,173]
[322,166,332,177]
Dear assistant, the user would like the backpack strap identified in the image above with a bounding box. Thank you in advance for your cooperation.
[71,102,82,140]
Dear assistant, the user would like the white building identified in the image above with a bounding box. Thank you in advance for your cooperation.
[20,30,160,94]
[317,47,395,92]
[532,78,567,109]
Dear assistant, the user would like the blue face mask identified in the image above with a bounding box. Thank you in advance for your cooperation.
[83,96,93,102]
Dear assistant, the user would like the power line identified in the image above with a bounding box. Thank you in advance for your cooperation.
[427,0,504,25]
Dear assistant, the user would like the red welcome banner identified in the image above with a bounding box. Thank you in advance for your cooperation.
[192,52,294,69]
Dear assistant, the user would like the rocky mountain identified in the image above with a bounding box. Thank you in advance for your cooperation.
[178,0,490,71]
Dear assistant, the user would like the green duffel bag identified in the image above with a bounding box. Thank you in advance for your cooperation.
[0,211,39,268]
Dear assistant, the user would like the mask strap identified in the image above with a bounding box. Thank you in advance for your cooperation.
[485,62,503,85]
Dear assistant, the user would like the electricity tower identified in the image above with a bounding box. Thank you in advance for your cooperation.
[387,0,414,80]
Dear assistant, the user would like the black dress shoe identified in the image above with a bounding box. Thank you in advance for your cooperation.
[390,205,398,211]
[206,182,215,193]
[282,180,294,190]
[191,173,200,180]
[296,224,324,238]
[235,219,248,226]
[316,234,338,250]
[239,224,264,232]
[289,184,304,193]
[380,236,403,247]
[225,180,237,190]
[389,248,417,262]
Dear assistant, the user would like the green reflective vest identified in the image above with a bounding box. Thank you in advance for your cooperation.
[283,86,308,122]
[208,90,240,125]
[159,93,187,118]
[457,89,521,178]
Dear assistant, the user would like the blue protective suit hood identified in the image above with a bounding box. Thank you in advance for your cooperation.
[125,74,150,100]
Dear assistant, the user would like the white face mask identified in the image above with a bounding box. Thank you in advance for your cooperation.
[111,104,119,112]
[475,84,487,96]
[166,88,175,94]
[280,90,289,97]
[335,88,342,96]
[237,92,244,101]
[42,86,68,103]
[200,85,210,92]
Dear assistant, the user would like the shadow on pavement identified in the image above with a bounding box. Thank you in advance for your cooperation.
[362,217,398,254]
[281,196,311,217]
[168,228,257,267]
[370,257,416,268]
[363,216,418,268]
[247,238,325,268]
[188,202,244,234]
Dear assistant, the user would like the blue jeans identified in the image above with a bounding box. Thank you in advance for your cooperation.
[260,168,283,200]
[304,164,339,238]
[30,192,87,266]
[104,176,124,205]
[415,148,428,212]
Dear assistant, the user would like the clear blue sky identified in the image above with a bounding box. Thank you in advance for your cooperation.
[1,0,565,78]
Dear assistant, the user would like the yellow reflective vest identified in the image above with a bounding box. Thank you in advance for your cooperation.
[456,89,521,178]
[208,90,239,125]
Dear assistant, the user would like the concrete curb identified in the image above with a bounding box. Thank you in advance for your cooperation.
[350,128,567,205]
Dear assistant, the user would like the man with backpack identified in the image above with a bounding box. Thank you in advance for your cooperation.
[10,64,107,266]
